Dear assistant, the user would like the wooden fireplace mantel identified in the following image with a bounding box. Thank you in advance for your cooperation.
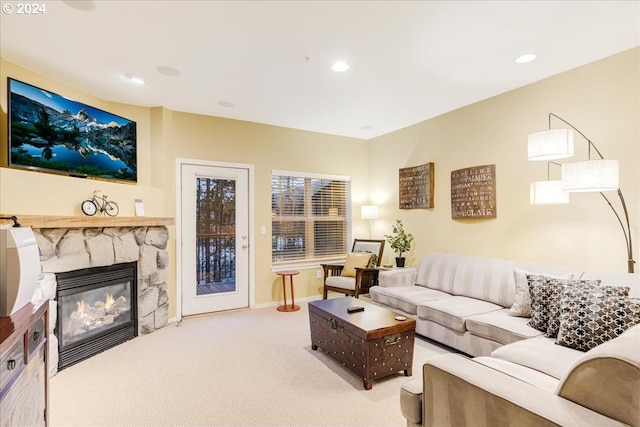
[0,214,174,229]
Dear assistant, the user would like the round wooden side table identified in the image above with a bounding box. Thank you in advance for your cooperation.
[277,270,300,312]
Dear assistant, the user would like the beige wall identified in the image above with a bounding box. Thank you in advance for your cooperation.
[368,47,639,272]
[1,47,638,320]
[163,110,370,308]
[0,58,371,317]
[0,59,164,216]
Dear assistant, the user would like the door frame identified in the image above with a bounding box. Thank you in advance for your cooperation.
[175,158,255,321]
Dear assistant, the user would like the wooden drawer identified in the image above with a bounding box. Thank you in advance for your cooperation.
[27,316,45,357]
[0,346,46,427]
[0,301,49,426]
[0,336,25,393]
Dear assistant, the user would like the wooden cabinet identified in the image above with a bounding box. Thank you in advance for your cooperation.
[0,301,48,427]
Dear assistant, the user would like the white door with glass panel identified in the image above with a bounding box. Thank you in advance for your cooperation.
[181,163,250,315]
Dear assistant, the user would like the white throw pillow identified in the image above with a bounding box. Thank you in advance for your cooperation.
[508,269,573,318]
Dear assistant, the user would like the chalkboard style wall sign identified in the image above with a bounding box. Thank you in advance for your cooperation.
[451,164,496,219]
[399,162,434,209]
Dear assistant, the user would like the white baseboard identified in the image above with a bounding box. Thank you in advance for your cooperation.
[252,294,325,309]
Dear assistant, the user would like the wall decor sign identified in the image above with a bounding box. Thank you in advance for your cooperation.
[451,164,496,219]
[399,162,434,209]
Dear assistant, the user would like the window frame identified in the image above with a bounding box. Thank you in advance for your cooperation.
[271,169,352,271]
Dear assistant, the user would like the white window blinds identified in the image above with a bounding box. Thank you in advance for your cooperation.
[271,171,351,265]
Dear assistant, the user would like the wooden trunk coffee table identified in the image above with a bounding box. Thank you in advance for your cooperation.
[308,297,416,390]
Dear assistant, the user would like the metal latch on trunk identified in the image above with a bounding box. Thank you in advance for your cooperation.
[384,334,402,346]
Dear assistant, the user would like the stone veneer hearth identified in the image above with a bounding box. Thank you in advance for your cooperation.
[31,226,170,376]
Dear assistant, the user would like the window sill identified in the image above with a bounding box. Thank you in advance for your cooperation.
[272,259,346,273]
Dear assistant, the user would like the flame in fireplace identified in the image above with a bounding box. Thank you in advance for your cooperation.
[105,293,115,310]
[76,300,87,317]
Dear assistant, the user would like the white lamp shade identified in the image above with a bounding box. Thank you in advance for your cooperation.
[527,129,574,161]
[530,180,570,204]
[361,205,379,220]
[562,159,619,192]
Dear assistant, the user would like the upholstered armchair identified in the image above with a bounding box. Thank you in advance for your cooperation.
[322,239,385,299]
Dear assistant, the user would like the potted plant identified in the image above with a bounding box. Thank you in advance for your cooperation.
[384,219,414,267]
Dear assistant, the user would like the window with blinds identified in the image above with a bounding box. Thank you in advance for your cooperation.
[271,171,351,265]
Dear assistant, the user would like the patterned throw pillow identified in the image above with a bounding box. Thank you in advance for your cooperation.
[527,275,601,333]
[527,274,552,332]
[508,269,574,318]
[556,291,640,352]
[545,280,621,338]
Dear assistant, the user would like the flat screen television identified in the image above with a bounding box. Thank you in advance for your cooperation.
[8,77,137,183]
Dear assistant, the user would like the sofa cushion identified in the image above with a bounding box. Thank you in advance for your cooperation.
[557,324,640,427]
[415,253,459,292]
[465,309,543,345]
[580,270,640,298]
[414,253,515,306]
[369,285,451,315]
[415,253,581,310]
[325,275,356,291]
[491,337,583,380]
[417,296,502,333]
[473,356,559,394]
[556,289,640,352]
[377,267,417,287]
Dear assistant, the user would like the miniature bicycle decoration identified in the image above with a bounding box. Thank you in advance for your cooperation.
[81,190,120,217]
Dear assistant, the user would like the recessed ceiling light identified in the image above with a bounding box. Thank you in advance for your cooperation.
[217,101,235,108]
[125,74,146,85]
[360,125,373,131]
[332,61,350,72]
[157,66,180,77]
[515,53,537,64]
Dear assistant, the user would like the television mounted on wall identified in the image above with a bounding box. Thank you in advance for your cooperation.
[7,77,137,183]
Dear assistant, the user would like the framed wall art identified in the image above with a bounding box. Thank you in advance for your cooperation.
[451,164,496,219]
[399,162,434,209]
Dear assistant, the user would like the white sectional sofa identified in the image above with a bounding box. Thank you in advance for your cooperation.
[404,324,640,427]
[370,252,597,356]
[368,252,640,427]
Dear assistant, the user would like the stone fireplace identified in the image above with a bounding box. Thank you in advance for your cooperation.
[21,218,173,376]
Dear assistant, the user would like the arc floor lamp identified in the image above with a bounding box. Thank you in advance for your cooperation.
[528,113,635,273]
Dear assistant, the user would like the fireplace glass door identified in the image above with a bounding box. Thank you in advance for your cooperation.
[58,281,132,348]
[56,262,137,370]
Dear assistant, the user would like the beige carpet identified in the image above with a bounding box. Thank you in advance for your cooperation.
[49,301,450,426]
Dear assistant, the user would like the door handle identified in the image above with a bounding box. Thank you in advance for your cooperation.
[242,245,248,249]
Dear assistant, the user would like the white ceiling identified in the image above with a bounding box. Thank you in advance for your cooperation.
[1,1,638,140]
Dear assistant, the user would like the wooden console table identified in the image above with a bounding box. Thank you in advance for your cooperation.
[0,300,49,426]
